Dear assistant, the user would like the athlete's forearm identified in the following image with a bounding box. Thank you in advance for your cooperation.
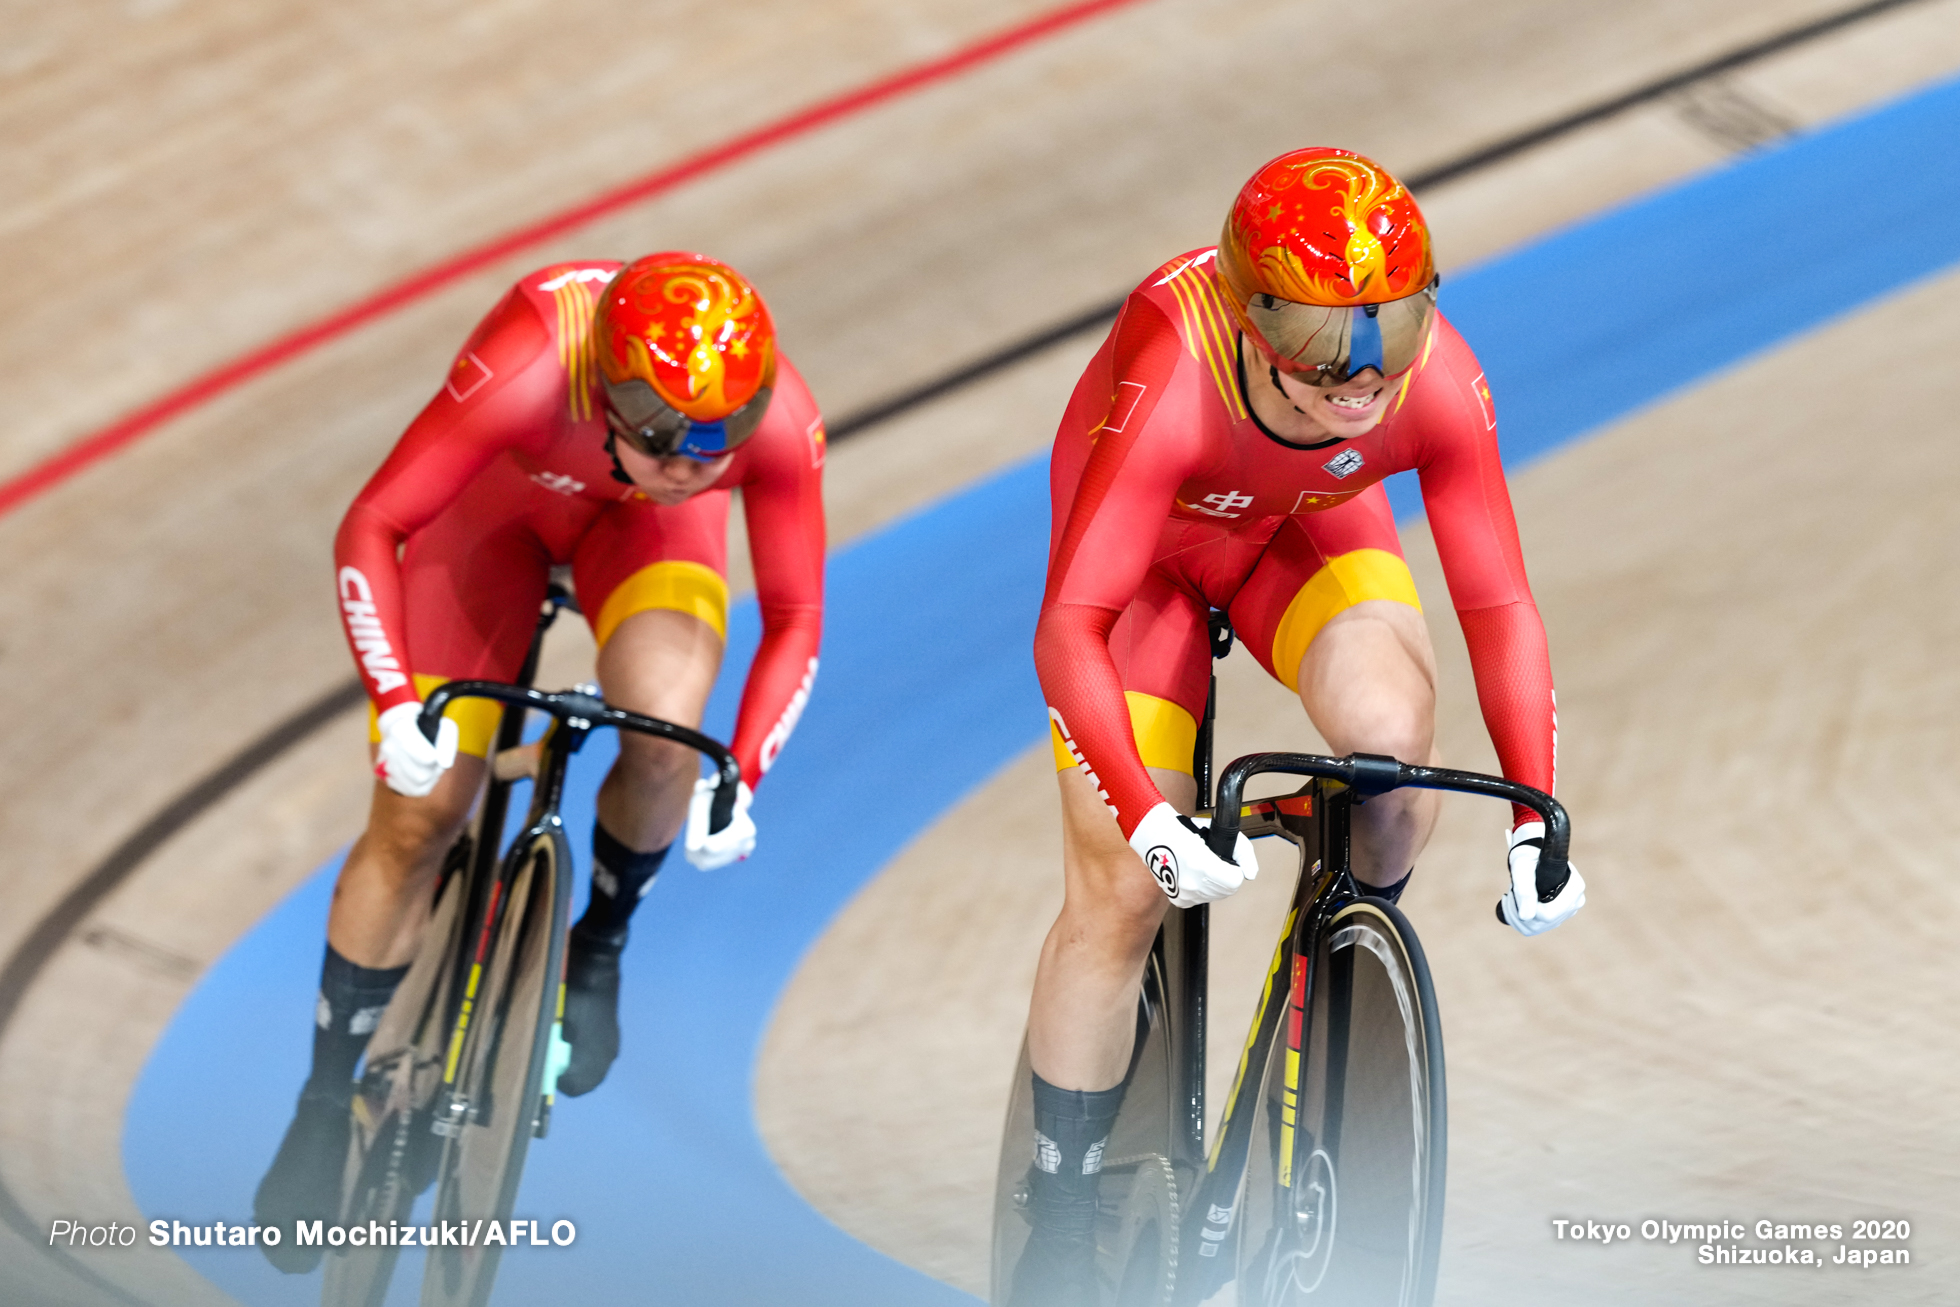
[727,604,821,787]
[1035,603,1159,837]
[1456,600,1557,824]
[333,505,418,711]
[731,445,825,787]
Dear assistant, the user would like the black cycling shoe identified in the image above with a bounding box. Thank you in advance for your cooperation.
[252,1083,352,1273]
[556,926,625,1098]
[1007,1191,1103,1307]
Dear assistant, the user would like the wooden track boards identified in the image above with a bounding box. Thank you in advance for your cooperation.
[761,266,1960,1304]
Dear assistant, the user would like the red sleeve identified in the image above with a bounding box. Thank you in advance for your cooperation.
[726,357,826,790]
[333,286,560,712]
[1405,319,1556,823]
[1034,296,1202,838]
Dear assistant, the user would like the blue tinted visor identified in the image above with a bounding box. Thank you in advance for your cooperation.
[1245,278,1438,384]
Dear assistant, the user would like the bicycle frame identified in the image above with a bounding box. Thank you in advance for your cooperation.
[418,678,741,1127]
[1176,752,1569,1291]
[331,588,745,1307]
[423,588,573,1096]
[992,610,1571,1306]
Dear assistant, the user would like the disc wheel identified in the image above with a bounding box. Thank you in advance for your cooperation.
[323,850,469,1307]
[1106,1151,1178,1307]
[421,827,570,1307]
[1234,899,1446,1307]
[990,951,1179,1305]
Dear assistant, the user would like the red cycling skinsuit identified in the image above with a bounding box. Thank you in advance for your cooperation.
[335,261,826,789]
[1036,247,1554,833]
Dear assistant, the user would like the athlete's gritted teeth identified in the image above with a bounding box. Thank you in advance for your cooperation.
[1323,386,1385,415]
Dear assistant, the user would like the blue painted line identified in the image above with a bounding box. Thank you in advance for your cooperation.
[125,69,1960,1305]
[1385,70,1960,520]
[124,458,1047,1307]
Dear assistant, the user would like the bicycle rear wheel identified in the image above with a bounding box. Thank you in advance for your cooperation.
[323,844,471,1307]
[421,824,571,1307]
[1234,899,1445,1307]
[990,948,1181,1306]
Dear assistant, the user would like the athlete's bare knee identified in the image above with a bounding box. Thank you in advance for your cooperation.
[1058,851,1166,958]
[359,772,477,882]
[615,732,697,785]
[360,812,459,884]
[1300,635,1435,761]
[1344,697,1434,765]
[1071,870,1166,932]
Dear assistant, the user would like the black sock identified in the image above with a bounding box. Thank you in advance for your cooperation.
[1027,1073,1126,1236]
[572,822,670,945]
[1364,868,1413,904]
[306,946,407,1096]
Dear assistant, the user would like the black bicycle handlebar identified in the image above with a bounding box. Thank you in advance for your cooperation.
[1206,751,1571,903]
[418,681,742,835]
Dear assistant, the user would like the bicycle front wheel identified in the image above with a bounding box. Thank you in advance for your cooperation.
[421,824,571,1307]
[1234,898,1446,1307]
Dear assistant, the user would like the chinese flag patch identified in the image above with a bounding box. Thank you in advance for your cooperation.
[1471,370,1496,430]
[445,350,493,403]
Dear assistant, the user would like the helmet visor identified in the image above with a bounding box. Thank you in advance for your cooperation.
[1246,279,1438,384]
[601,378,773,462]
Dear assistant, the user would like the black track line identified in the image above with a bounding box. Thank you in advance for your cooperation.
[828,0,1933,443]
[0,0,1933,1294]
[0,680,364,1302]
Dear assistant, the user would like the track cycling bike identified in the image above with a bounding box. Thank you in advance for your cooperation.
[321,587,739,1307]
[991,616,1572,1306]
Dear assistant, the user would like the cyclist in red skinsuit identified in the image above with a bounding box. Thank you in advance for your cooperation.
[1010,151,1583,1307]
[1038,251,1551,833]
[254,254,824,1273]
[335,260,823,785]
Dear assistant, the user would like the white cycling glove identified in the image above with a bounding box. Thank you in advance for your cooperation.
[374,701,459,798]
[685,774,756,871]
[1128,802,1258,908]
[1498,820,1586,936]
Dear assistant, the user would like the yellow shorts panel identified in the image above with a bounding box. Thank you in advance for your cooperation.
[592,559,730,649]
[367,673,506,760]
[1269,549,1422,694]
[1050,692,1200,776]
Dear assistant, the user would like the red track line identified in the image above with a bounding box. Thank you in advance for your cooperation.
[0,0,1147,520]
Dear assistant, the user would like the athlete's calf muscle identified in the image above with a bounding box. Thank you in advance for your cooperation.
[1030,767,1174,1088]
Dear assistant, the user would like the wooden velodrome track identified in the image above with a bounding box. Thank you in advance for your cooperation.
[4,1,1959,1303]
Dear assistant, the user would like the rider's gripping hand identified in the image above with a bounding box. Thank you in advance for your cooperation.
[374,701,459,798]
[685,774,756,871]
[1498,820,1586,936]
[1128,802,1258,908]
